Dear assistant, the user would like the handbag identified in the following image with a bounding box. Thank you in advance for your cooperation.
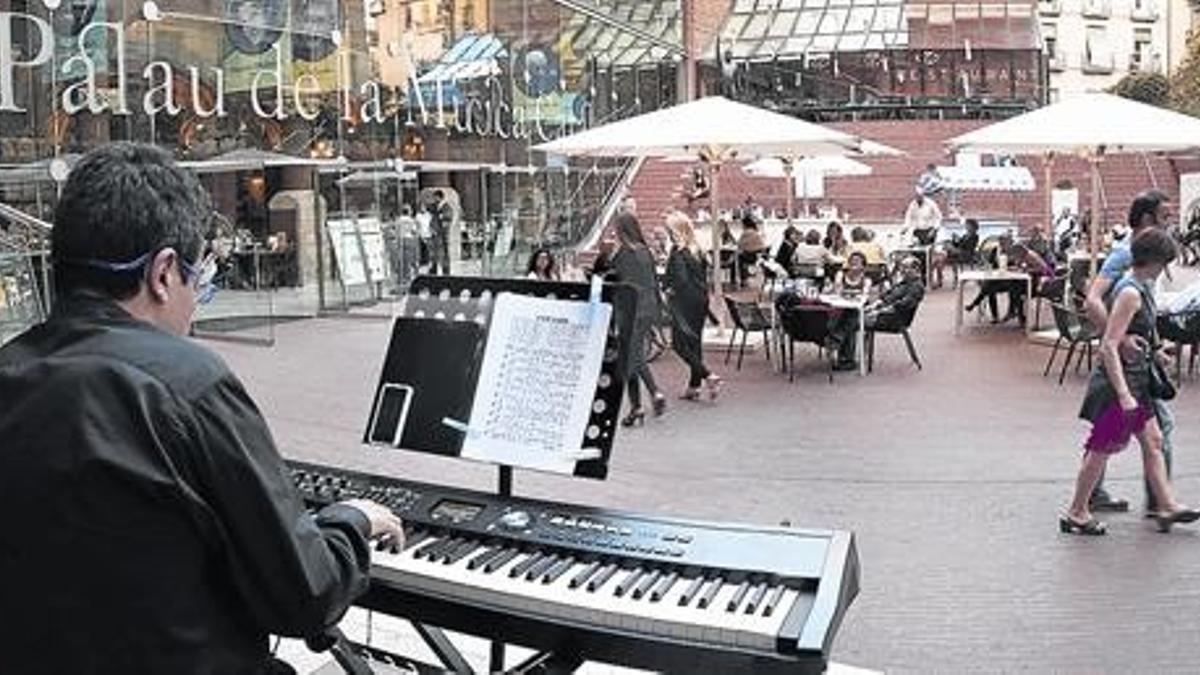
[1148,353,1177,401]
[1135,283,1176,401]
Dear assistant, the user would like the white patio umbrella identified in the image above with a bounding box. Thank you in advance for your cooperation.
[947,93,1200,269]
[535,96,870,292]
[743,156,873,223]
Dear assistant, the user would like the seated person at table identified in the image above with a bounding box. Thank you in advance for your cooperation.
[824,221,849,257]
[835,251,873,298]
[1026,226,1056,264]
[966,240,1051,324]
[775,226,802,277]
[846,226,887,266]
[737,216,769,283]
[930,218,981,288]
[793,229,837,270]
[831,256,925,369]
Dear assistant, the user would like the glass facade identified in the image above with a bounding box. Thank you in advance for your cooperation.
[706,0,1046,120]
[0,0,681,335]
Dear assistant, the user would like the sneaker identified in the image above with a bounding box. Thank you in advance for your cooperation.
[1089,493,1130,512]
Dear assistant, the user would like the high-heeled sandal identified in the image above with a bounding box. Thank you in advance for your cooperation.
[621,409,646,427]
[651,394,667,417]
[1153,507,1200,533]
[704,375,723,401]
[1059,515,1107,536]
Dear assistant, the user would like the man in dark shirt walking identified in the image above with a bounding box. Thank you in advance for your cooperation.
[429,189,453,275]
[0,143,404,674]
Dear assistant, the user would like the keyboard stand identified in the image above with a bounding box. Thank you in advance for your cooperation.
[411,622,473,673]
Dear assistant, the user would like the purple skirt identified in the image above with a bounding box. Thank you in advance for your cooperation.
[1083,401,1153,454]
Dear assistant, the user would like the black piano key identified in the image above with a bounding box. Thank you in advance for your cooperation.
[466,547,500,571]
[763,585,787,617]
[679,576,706,607]
[430,538,464,563]
[483,548,520,574]
[569,561,601,589]
[726,580,751,613]
[650,572,679,602]
[402,529,431,549]
[412,538,447,560]
[587,563,619,592]
[697,578,723,609]
[524,554,559,581]
[631,570,662,600]
[508,552,545,579]
[443,540,480,565]
[542,557,575,584]
[614,568,644,598]
[745,582,770,614]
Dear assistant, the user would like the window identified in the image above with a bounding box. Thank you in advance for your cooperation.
[1132,0,1158,20]
[1042,23,1057,61]
[1084,25,1113,72]
[1133,27,1155,71]
[1083,0,1110,19]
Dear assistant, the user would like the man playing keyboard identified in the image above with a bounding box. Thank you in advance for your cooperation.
[0,143,404,674]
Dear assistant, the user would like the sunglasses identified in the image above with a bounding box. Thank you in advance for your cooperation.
[67,249,220,305]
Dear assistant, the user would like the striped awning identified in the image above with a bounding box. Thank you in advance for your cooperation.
[935,165,1034,192]
[417,33,506,84]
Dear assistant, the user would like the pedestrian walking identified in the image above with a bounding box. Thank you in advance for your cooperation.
[1084,190,1175,514]
[611,212,666,427]
[664,211,721,401]
[1061,229,1199,535]
[428,190,452,275]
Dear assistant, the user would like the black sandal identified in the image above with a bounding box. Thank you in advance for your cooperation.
[1059,515,1107,536]
[1153,507,1200,533]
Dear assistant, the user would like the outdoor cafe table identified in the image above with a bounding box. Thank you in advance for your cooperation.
[955,269,1033,337]
[819,293,867,376]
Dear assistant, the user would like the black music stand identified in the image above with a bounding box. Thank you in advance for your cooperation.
[358,275,637,674]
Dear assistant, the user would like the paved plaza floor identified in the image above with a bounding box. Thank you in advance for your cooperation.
[208,278,1200,674]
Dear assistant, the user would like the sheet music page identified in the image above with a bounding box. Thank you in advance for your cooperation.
[460,292,612,474]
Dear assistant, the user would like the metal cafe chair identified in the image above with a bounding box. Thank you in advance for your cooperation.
[1045,303,1100,385]
[776,303,838,384]
[722,296,772,370]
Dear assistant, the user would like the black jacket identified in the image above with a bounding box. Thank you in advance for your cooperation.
[878,278,925,324]
[612,246,660,322]
[0,293,371,674]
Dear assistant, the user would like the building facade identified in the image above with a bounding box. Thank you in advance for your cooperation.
[0,0,688,327]
[1038,0,1168,97]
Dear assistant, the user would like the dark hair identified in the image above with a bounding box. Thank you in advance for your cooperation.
[1131,227,1178,267]
[400,204,413,217]
[783,225,800,241]
[433,189,445,200]
[1128,189,1169,229]
[965,218,980,231]
[849,226,867,242]
[52,142,211,300]
[847,251,867,266]
[740,213,758,229]
[614,212,648,249]
[526,247,558,277]
[804,229,821,245]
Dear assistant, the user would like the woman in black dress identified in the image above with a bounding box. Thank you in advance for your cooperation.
[612,213,666,426]
[665,212,721,401]
[1062,229,1198,535]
